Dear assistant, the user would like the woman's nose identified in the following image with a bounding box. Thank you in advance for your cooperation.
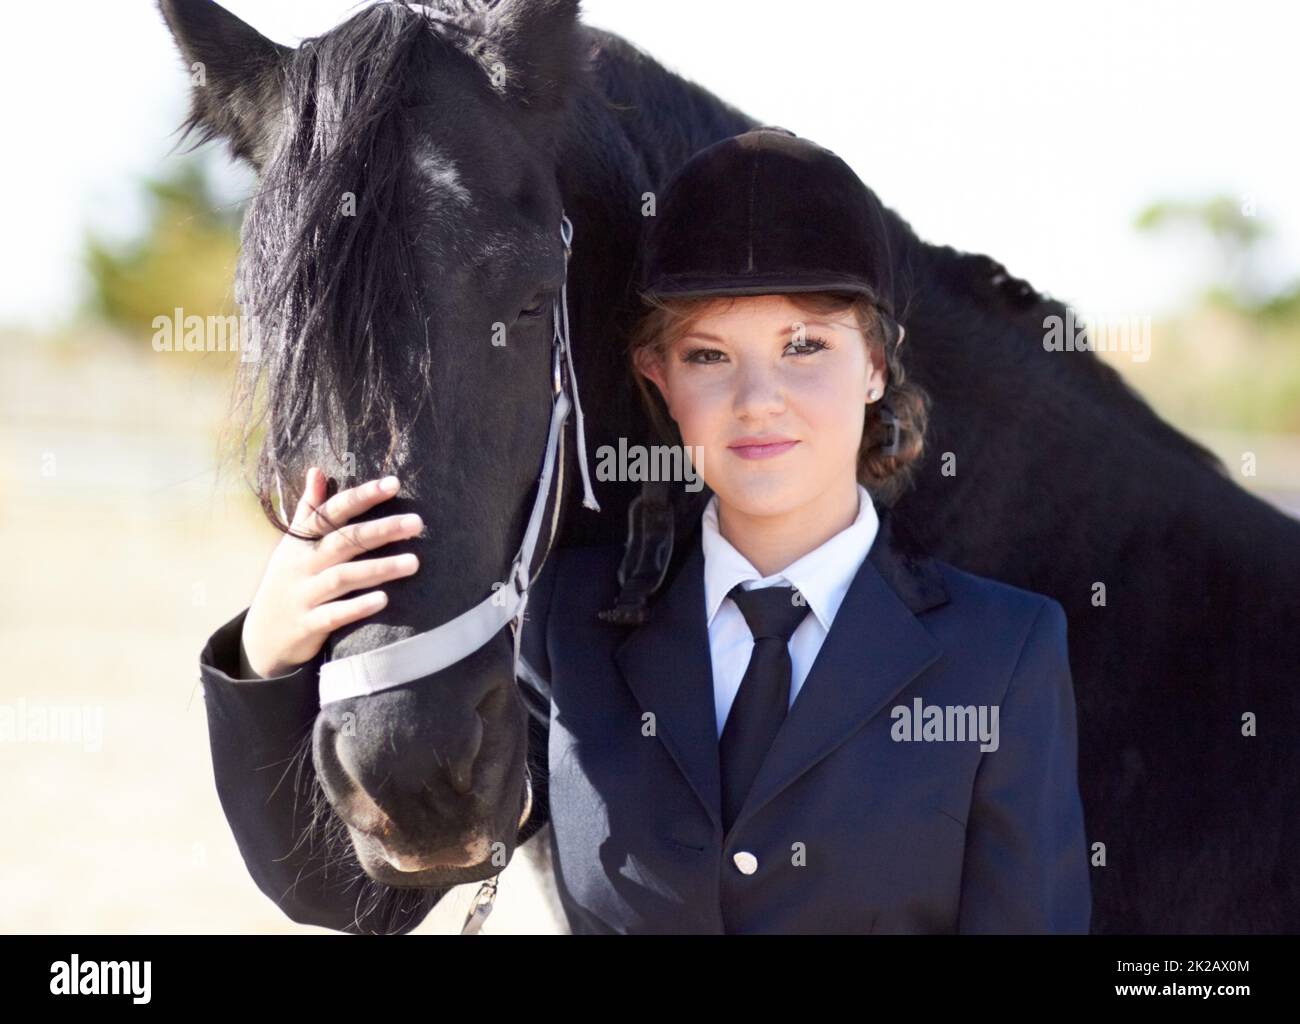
[731,363,786,418]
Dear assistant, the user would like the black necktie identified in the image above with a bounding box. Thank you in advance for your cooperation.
[719,583,810,834]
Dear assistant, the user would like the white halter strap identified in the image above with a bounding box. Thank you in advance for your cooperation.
[317,213,599,707]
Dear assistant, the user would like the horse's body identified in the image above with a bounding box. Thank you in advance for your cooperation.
[163,0,1300,933]
[552,28,1300,933]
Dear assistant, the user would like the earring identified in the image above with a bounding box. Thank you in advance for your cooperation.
[867,387,881,402]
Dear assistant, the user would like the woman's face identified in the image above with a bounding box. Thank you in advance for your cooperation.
[636,293,886,519]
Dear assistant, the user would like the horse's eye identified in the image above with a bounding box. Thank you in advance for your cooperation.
[520,293,551,319]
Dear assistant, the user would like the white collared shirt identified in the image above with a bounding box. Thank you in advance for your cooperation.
[701,482,880,738]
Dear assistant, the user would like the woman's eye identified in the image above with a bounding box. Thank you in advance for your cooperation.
[786,335,830,356]
[683,336,829,363]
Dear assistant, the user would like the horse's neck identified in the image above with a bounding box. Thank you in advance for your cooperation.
[900,243,1256,563]
[581,26,759,186]
[548,27,760,549]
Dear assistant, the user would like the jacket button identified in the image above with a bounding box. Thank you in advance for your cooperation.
[732,851,758,874]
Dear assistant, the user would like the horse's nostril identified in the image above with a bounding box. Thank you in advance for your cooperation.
[444,709,486,797]
[314,723,391,836]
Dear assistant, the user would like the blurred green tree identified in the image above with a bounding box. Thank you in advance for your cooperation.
[1131,194,1300,433]
[82,160,243,340]
[1134,193,1299,316]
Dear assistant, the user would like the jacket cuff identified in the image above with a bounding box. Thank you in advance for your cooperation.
[199,607,323,754]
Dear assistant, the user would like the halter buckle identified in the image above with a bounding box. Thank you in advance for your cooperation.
[560,213,574,261]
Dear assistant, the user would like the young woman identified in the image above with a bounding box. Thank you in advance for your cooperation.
[202,127,1091,934]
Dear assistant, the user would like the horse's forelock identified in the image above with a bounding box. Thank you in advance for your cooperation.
[235,4,457,526]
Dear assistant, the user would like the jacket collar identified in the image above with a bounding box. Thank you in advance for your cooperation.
[701,482,880,632]
[613,504,951,841]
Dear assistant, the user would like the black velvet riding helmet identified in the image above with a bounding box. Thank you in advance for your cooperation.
[635,125,901,334]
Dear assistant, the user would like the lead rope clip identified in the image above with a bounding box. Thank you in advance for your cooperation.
[458,762,532,934]
[460,876,499,935]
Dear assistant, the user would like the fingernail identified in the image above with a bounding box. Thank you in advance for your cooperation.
[381,476,400,492]
[402,514,423,531]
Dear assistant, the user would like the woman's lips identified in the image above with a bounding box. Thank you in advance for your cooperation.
[728,440,799,460]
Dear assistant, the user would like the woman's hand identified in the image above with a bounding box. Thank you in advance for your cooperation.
[239,467,424,679]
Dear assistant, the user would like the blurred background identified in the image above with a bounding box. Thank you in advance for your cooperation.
[1,0,1296,933]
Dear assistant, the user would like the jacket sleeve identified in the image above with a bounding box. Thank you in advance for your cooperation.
[956,597,1092,934]
[199,607,450,934]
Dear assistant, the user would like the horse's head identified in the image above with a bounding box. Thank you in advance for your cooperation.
[160,0,589,887]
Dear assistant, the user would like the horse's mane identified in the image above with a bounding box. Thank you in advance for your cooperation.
[921,242,1229,477]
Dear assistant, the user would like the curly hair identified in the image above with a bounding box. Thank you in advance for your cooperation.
[626,290,930,508]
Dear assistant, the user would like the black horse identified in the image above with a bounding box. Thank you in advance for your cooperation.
[162,0,1300,933]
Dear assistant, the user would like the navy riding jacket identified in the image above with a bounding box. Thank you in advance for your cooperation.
[198,505,1091,934]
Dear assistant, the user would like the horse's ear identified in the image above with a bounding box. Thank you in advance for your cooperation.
[157,0,290,169]
[479,0,586,112]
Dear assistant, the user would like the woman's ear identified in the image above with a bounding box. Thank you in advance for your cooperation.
[865,342,888,404]
[634,347,671,405]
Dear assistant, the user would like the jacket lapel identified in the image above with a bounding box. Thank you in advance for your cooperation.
[613,535,722,829]
[613,505,951,836]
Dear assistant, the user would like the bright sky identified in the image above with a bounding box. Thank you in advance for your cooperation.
[4,0,1298,328]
